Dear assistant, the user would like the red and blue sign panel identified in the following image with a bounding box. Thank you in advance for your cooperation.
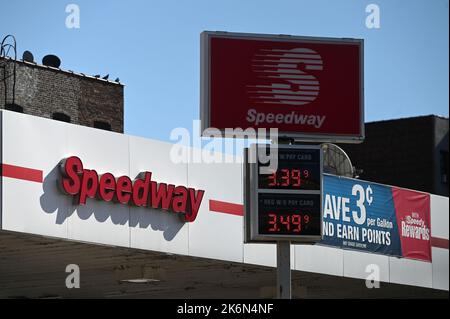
[321,175,432,262]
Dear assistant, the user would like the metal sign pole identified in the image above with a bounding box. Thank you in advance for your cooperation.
[275,139,292,300]
[276,241,291,299]
[246,141,321,299]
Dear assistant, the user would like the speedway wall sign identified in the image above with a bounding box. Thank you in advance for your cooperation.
[59,156,205,222]
[200,31,364,143]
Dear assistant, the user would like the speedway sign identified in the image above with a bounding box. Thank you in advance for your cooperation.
[59,156,205,222]
[200,31,364,143]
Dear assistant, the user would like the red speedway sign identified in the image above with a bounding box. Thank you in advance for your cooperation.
[200,31,364,142]
[59,156,205,222]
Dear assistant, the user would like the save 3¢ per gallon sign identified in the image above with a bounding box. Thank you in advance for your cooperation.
[321,175,432,262]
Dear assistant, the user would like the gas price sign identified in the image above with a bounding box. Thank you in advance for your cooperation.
[245,144,323,242]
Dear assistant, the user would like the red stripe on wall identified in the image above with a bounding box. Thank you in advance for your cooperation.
[209,199,449,250]
[1,164,43,183]
[0,166,449,251]
[431,237,449,249]
[209,200,243,216]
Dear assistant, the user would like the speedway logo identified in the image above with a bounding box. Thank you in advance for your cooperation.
[247,48,323,106]
[246,109,326,128]
[59,156,205,222]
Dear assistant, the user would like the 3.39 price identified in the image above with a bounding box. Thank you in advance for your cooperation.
[267,169,310,188]
[267,213,310,232]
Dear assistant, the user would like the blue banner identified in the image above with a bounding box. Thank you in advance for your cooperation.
[321,175,402,257]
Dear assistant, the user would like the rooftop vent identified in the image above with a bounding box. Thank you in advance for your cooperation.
[22,50,34,63]
[42,54,61,68]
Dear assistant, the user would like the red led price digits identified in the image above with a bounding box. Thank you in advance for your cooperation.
[268,213,278,231]
[303,169,309,179]
[304,214,310,224]
[266,213,311,233]
[280,169,290,187]
[268,172,277,187]
[280,215,290,231]
[292,215,301,232]
[266,169,310,188]
[292,169,301,187]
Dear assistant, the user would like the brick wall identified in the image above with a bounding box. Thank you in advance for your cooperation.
[0,57,123,133]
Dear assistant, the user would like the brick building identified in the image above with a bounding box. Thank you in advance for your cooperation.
[0,56,123,133]
[340,115,449,197]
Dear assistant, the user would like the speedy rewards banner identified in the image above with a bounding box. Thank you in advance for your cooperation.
[321,175,432,262]
[392,188,432,261]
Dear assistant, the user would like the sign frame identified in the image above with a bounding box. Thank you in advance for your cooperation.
[244,144,324,243]
[200,31,365,143]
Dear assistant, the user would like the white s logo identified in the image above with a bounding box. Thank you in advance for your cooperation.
[248,48,323,106]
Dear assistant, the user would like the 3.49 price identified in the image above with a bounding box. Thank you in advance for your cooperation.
[267,213,310,232]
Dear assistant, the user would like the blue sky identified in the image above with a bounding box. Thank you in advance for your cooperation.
[1,0,448,143]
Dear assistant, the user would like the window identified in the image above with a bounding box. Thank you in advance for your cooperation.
[4,104,23,113]
[93,120,111,131]
[52,112,71,123]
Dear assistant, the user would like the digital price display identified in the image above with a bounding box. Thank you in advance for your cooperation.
[258,148,321,191]
[245,144,323,243]
[258,193,321,236]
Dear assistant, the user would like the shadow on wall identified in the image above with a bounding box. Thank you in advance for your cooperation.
[39,164,184,241]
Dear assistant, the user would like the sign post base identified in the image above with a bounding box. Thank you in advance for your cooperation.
[276,241,291,299]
